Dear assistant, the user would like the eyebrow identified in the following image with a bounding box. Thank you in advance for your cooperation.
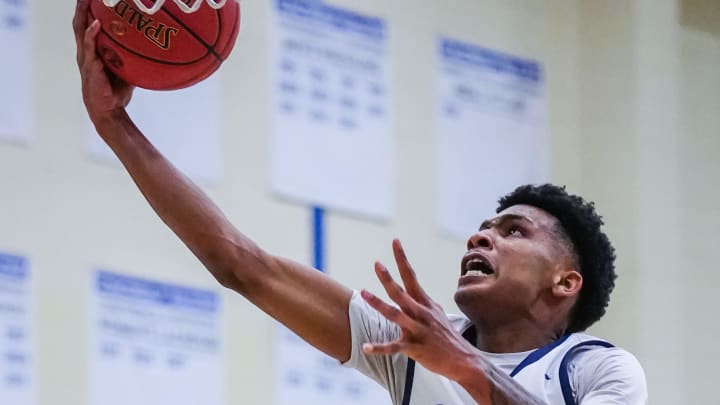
[479,214,535,231]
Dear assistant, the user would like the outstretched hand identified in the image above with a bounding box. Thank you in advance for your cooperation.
[73,0,134,124]
[361,239,480,382]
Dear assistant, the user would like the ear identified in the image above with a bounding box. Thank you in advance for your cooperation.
[552,270,582,298]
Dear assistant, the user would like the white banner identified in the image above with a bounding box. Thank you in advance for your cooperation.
[274,325,391,405]
[0,253,33,405]
[89,270,223,405]
[269,0,393,219]
[0,0,31,142]
[436,38,549,238]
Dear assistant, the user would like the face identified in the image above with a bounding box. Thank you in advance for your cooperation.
[454,204,575,323]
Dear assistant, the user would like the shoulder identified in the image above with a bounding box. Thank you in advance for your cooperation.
[571,344,646,381]
[566,334,648,404]
[565,333,645,379]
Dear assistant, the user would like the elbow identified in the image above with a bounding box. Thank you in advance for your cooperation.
[209,264,240,290]
[199,241,270,295]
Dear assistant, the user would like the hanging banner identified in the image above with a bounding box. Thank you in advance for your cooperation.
[436,38,549,238]
[0,253,33,405]
[89,270,224,405]
[274,325,391,405]
[0,0,31,142]
[269,0,393,220]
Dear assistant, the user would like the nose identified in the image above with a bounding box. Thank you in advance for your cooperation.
[466,230,494,250]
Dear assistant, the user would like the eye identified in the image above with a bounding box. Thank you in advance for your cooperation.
[508,226,523,237]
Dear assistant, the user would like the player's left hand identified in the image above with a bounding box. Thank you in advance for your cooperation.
[361,239,481,382]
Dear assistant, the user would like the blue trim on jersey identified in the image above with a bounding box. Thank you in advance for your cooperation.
[509,334,572,377]
[401,358,416,405]
[559,340,614,405]
[401,334,614,404]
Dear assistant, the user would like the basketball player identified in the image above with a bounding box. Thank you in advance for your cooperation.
[73,1,647,403]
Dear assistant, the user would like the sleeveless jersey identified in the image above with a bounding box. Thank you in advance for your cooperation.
[343,292,647,405]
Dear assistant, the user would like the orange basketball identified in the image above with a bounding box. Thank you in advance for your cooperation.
[89,0,240,90]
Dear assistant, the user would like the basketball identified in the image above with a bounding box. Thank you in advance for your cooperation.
[88,0,240,90]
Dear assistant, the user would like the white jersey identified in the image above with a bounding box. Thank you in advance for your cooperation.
[342,292,647,405]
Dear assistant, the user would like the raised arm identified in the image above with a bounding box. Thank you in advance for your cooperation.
[73,0,353,362]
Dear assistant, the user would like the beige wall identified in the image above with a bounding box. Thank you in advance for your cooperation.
[0,0,717,403]
[578,0,720,402]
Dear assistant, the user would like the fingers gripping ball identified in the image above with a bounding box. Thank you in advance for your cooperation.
[89,0,240,90]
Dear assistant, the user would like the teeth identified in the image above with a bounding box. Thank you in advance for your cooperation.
[465,258,486,268]
[464,256,494,275]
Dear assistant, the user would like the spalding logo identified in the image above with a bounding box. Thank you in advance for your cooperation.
[110,0,179,50]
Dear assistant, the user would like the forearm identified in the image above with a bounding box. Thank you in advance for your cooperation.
[456,354,546,405]
[93,109,266,288]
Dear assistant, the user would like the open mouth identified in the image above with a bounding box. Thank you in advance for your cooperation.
[461,253,495,277]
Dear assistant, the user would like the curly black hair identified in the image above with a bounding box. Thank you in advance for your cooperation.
[497,184,616,333]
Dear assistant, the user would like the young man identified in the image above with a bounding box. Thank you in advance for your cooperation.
[73,1,647,404]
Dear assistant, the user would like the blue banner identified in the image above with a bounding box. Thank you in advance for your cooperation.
[276,0,386,40]
[441,38,542,83]
[0,253,28,280]
[96,271,219,312]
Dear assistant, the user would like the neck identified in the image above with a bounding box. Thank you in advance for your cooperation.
[468,318,567,353]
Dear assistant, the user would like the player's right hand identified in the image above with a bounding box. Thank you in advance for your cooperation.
[73,0,134,125]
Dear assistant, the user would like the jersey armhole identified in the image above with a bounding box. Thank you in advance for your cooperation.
[559,340,614,405]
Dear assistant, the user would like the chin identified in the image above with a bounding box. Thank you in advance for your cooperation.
[455,280,491,296]
[454,286,482,312]
[454,283,499,318]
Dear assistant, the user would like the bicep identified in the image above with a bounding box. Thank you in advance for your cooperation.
[233,253,354,362]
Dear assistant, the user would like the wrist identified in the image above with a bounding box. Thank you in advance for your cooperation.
[454,352,493,394]
[91,108,130,139]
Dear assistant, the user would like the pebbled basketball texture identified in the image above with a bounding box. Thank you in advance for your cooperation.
[89,0,240,90]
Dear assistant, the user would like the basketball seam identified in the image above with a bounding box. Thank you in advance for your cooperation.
[161,5,223,62]
[214,5,240,59]
[89,6,212,66]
